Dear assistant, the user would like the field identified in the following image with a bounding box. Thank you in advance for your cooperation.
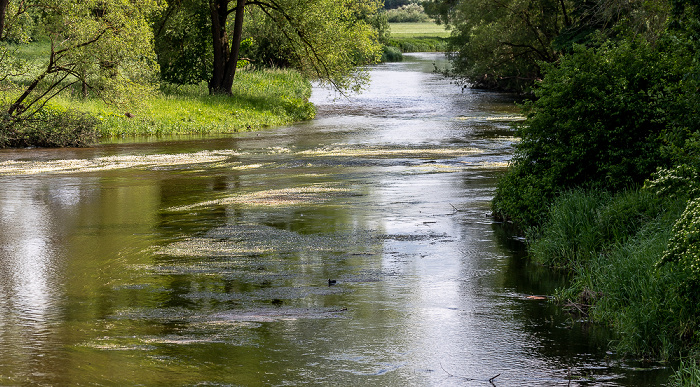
[388,22,451,38]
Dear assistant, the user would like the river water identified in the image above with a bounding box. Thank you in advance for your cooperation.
[0,53,670,386]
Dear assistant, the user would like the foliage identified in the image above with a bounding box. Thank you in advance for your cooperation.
[492,37,697,227]
[385,4,431,23]
[156,0,383,95]
[388,37,448,52]
[0,105,99,148]
[669,358,700,387]
[644,164,700,201]
[0,0,163,147]
[424,0,566,91]
[424,0,671,92]
[1,0,38,43]
[381,45,403,62]
[658,198,700,288]
[153,0,212,86]
[538,188,694,358]
[384,0,420,9]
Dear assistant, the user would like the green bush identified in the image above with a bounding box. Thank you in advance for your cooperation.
[388,37,448,52]
[381,45,403,62]
[659,198,700,290]
[0,108,99,148]
[493,37,697,228]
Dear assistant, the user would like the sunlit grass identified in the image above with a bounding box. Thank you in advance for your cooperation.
[49,69,315,137]
[3,40,315,140]
[389,22,450,38]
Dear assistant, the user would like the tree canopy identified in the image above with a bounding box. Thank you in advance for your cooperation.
[424,0,671,92]
[0,0,162,146]
[155,0,383,95]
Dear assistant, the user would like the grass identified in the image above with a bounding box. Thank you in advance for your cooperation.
[2,40,315,143]
[4,68,314,139]
[387,22,450,53]
[75,70,315,137]
[530,188,699,360]
[389,22,451,38]
[669,358,700,387]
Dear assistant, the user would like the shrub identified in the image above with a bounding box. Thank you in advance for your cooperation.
[381,45,403,62]
[493,37,697,228]
[659,198,700,287]
[644,164,700,200]
[0,108,99,148]
[387,37,448,52]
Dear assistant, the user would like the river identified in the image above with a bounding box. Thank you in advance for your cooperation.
[0,53,670,386]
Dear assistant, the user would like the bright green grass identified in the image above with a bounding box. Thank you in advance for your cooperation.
[389,22,450,38]
[47,69,315,137]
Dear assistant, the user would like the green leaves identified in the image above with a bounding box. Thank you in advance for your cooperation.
[493,37,700,227]
[660,198,700,274]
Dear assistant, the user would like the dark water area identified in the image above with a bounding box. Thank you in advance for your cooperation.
[0,53,671,385]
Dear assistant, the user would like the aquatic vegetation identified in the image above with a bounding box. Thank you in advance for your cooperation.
[168,184,352,211]
[0,150,242,175]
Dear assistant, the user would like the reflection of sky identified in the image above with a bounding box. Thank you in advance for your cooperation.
[0,177,83,373]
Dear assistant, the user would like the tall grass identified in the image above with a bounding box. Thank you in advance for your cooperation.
[669,358,700,387]
[532,188,697,359]
[529,189,665,269]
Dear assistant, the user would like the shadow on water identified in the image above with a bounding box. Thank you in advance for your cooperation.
[0,53,672,386]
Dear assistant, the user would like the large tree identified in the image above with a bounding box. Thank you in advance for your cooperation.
[1,0,162,128]
[155,0,382,95]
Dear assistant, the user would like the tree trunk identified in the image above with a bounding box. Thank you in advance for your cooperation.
[0,0,10,41]
[208,0,246,95]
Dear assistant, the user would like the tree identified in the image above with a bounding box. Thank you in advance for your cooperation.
[423,0,670,92]
[492,37,698,226]
[0,0,8,40]
[155,0,382,95]
[1,0,162,141]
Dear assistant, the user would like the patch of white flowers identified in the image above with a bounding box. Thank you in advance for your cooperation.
[644,164,700,199]
[660,198,700,275]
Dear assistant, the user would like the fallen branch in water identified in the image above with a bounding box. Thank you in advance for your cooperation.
[439,363,502,384]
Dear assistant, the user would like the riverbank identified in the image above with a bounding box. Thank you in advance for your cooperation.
[58,69,315,138]
[386,22,449,53]
[1,40,315,146]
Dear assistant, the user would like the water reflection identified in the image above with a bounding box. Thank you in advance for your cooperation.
[0,53,671,385]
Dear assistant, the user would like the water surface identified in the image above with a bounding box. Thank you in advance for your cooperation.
[0,53,669,386]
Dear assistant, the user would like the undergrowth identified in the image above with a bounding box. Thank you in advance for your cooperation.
[532,183,700,360]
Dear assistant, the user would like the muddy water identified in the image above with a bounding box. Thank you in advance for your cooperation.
[0,53,669,386]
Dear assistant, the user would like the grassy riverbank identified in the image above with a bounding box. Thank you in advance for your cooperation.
[40,69,315,138]
[387,22,449,53]
[490,36,700,384]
